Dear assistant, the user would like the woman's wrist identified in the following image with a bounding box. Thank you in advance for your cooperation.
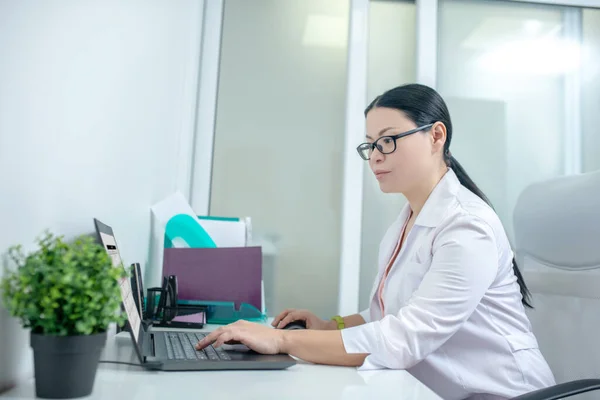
[279,329,297,354]
[325,319,339,330]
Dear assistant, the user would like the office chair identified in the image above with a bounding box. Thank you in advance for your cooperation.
[510,169,600,400]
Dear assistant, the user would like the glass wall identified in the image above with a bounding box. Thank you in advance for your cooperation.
[582,8,600,173]
[210,0,350,318]
[438,0,574,241]
[359,0,416,310]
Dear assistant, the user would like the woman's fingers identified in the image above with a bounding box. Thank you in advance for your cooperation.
[277,313,301,329]
[196,327,222,350]
[272,309,293,326]
[272,308,295,327]
[197,321,247,349]
[214,330,235,348]
[197,321,282,355]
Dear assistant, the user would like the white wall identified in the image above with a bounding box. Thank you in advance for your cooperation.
[0,1,203,390]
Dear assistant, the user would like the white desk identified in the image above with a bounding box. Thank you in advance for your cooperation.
[1,323,442,400]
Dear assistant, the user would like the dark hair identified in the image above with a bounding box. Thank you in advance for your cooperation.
[365,83,533,309]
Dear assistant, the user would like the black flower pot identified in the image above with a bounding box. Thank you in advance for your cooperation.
[30,331,107,399]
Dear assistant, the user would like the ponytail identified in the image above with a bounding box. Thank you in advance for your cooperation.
[446,152,533,309]
[446,153,492,206]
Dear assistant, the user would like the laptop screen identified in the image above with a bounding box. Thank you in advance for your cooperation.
[94,219,142,343]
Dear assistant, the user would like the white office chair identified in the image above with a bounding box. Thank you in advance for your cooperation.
[510,170,600,400]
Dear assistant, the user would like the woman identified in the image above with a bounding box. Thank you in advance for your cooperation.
[196,84,555,399]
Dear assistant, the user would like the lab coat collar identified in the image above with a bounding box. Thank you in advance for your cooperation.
[412,168,461,228]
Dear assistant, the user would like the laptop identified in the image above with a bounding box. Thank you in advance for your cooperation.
[93,218,296,371]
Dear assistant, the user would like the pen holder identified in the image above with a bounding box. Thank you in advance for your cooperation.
[145,275,207,327]
[146,287,166,321]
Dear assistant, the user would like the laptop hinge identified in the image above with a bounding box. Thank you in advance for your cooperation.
[143,356,163,369]
[143,334,162,369]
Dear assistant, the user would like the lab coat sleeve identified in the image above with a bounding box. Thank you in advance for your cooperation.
[341,214,498,370]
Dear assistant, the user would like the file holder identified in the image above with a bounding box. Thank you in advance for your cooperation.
[162,246,264,325]
[165,214,216,248]
[177,300,265,325]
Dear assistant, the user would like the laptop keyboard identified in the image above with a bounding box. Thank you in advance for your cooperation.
[164,332,231,361]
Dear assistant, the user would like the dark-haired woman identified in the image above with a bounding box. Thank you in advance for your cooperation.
[196,84,555,400]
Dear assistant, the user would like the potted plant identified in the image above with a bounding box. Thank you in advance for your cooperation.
[0,231,126,399]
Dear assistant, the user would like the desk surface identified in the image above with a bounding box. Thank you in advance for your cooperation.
[1,323,442,400]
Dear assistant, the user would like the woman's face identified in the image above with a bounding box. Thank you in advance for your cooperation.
[365,107,438,194]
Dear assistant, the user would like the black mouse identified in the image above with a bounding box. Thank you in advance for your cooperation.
[281,320,307,330]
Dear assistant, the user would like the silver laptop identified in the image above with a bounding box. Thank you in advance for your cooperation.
[94,218,296,371]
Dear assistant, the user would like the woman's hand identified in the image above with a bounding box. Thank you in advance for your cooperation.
[272,309,335,330]
[195,320,284,355]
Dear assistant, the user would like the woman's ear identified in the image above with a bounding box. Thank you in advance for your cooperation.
[430,122,447,155]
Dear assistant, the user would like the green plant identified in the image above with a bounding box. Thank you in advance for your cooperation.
[1,231,127,336]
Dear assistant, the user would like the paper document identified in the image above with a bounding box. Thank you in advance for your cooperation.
[151,191,200,227]
[197,218,247,247]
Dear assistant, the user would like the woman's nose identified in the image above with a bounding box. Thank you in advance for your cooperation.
[370,147,384,164]
[369,151,384,167]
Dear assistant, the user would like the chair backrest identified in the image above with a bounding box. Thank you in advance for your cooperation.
[514,170,600,388]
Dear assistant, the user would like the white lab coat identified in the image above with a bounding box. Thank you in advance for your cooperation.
[341,169,556,400]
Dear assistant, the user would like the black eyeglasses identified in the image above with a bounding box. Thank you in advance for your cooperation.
[356,123,434,161]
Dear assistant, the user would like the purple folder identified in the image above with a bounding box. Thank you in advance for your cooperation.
[162,247,262,311]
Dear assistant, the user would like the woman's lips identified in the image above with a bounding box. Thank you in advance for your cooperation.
[375,170,390,180]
